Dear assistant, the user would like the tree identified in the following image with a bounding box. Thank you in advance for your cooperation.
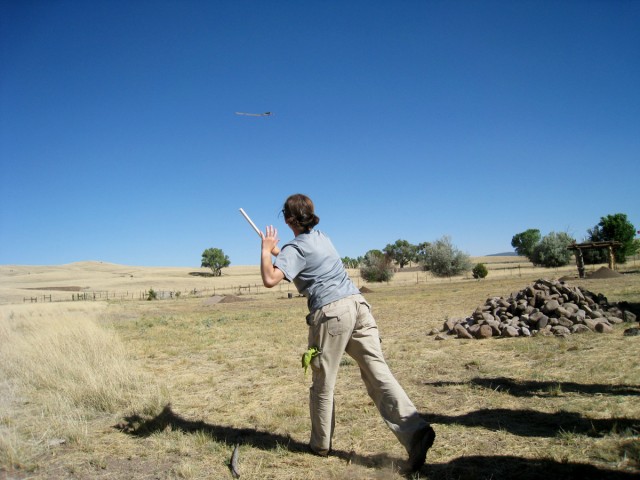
[421,236,472,277]
[511,229,541,258]
[383,239,417,268]
[582,226,608,264]
[586,213,637,264]
[342,256,362,268]
[360,250,394,282]
[201,248,230,276]
[363,249,384,262]
[415,242,431,271]
[472,263,488,279]
[530,232,574,268]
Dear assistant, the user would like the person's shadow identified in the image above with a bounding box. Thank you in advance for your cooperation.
[116,404,398,470]
[116,404,639,479]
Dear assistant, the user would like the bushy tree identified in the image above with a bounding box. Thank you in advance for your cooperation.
[581,232,608,265]
[530,232,574,268]
[363,249,384,261]
[586,213,637,264]
[511,229,541,258]
[360,250,394,282]
[472,263,488,279]
[634,239,640,258]
[201,247,230,276]
[421,236,472,277]
[415,242,431,271]
[342,256,362,268]
[383,239,417,268]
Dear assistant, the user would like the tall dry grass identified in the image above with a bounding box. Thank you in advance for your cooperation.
[0,303,166,472]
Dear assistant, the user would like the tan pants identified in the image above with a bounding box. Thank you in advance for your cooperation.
[306,294,427,455]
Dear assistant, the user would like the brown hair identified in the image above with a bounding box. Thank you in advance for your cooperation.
[283,194,320,232]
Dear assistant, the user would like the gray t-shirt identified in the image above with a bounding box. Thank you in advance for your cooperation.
[274,229,360,312]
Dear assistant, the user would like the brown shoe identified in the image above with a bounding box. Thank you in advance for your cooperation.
[408,425,435,472]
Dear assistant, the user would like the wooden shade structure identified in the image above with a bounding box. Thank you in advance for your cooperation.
[567,241,623,278]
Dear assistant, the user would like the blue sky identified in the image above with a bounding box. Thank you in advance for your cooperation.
[1,0,639,267]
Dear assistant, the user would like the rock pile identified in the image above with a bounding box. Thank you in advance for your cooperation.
[440,279,637,340]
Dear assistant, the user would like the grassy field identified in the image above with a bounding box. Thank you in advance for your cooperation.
[1,261,639,479]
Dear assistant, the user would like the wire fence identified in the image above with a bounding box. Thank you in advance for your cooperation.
[21,281,296,304]
[19,257,638,304]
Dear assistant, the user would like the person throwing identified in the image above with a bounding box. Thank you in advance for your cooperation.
[259,193,435,473]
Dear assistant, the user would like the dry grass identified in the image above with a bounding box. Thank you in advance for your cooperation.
[0,303,167,474]
[1,263,639,479]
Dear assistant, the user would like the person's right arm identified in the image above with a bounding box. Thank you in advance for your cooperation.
[260,225,285,288]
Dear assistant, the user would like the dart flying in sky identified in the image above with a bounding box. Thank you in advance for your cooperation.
[235,111,272,117]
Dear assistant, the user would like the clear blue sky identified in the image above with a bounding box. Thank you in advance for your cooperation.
[1,0,639,267]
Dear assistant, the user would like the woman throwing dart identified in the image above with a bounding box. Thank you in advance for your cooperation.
[258,193,435,473]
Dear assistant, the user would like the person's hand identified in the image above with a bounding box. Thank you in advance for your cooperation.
[260,225,285,287]
[261,225,279,255]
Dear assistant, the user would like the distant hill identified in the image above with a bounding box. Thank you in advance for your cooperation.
[486,252,518,257]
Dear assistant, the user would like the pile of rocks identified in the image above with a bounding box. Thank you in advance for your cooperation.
[439,279,637,340]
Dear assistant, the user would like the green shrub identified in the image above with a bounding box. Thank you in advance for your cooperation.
[360,251,394,282]
[422,236,472,277]
[472,263,488,279]
[530,232,574,267]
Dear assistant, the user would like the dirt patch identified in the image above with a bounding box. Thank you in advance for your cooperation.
[219,295,248,303]
[587,267,623,279]
[202,295,224,305]
[359,286,374,293]
[23,286,85,292]
[560,267,624,281]
[202,295,249,305]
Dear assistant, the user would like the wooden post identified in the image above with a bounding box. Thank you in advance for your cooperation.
[608,245,615,270]
[575,248,585,278]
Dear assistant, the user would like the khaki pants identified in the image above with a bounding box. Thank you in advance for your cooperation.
[306,294,427,455]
